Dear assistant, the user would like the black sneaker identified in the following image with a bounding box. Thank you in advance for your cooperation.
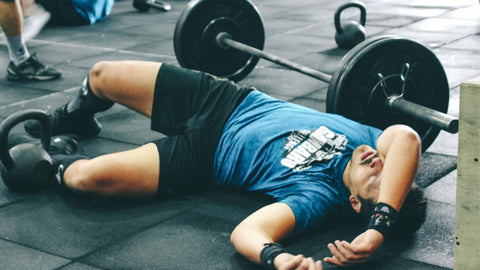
[49,135,79,156]
[7,53,62,81]
[24,103,102,138]
[47,136,88,189]
[7,134,79,154]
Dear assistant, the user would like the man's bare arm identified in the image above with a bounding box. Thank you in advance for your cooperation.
[231,202,323,269]
[324,124,421,267]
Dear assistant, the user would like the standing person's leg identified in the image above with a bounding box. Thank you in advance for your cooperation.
[0,0,61,80]
[0,0,29,65]
[0,0,21,34]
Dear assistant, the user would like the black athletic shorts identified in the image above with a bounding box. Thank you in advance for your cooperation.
[150,64,253,196]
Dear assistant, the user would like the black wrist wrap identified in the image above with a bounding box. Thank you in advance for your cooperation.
[260,243,285,269]
[367,202,398,238]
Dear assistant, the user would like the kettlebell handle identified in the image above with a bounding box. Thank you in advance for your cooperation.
[0,109,51,169]
[334,1,367,34]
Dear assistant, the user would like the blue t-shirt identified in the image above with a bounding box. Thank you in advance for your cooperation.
[72,0,115,24]
[213,91,382,235]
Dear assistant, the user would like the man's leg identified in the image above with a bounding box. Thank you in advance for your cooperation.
[25,61,162,137]
[59,143,160,197]
[88,60,161,117]
[47,61,174,197]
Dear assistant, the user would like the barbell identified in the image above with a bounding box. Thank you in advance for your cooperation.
[173,0,458,151]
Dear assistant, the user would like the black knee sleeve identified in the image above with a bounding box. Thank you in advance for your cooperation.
[66,77,114,117]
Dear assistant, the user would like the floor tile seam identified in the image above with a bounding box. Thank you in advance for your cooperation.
[70,203,207,266]
[375,243,454,269]
[252,62,333,82]
[436,33,480,50]
[0,197,25,211]
[425,197,455,207]
[0,235,72,263]
[396,256,453,270]
[114,48,178,60]
[401,3,472,10]
[0,78,63,91]
[289,89,328,102]
[379,15,480,40]
[379,28,477,51]
[27,38,177,59]
[0,87,78,110]
[435,47,480,57]
[272,9,459,35]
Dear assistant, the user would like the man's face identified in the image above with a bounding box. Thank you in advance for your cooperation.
[347,144,384,202]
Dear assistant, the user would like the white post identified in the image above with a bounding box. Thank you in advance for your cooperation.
[455,76,480,269]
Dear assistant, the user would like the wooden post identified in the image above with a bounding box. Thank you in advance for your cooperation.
[455,76,480,269]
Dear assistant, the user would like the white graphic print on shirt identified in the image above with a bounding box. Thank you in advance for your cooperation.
[281,126,348,171]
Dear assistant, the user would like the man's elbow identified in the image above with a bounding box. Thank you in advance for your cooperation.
[230,223,247,247]
[401,126,421,152]
[392,125,422,153]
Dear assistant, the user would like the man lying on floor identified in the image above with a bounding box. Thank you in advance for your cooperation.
[23,60,427,270]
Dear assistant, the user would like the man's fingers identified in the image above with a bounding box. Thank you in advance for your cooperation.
[325,241,369,267]
[300,257,321,270]
[341,240,371,255]
[323,256,344,266]
[338,240,366,260]
[281,254,304,269]
[327,243,345,262]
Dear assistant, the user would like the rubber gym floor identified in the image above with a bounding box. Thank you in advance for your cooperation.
[0,0,479,269]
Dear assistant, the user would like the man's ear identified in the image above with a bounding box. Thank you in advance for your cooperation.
[349,195,362,214]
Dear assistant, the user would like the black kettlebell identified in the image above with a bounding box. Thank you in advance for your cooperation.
[0,109,53,193]
[334,1,367,49]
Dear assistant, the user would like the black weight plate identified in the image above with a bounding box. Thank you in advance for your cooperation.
[174,0,265,82]
[326,34,395,110]
[327,36,449,151]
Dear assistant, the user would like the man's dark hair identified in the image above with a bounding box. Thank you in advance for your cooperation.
[358,183,428,237]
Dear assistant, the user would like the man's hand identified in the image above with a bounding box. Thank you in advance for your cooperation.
[275,253,323,270]
[323,229,384,267]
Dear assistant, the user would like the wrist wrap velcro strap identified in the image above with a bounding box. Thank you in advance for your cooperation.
[367,202,398,238]
[260,243,285,269]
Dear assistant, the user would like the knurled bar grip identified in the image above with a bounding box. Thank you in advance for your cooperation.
[388,96,458,133]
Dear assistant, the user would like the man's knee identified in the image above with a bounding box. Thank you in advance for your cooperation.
[63,161,102,194]
[88,61,111,97]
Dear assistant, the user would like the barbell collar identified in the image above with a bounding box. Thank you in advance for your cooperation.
[387,95,458,134]
[216,32,333,82]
